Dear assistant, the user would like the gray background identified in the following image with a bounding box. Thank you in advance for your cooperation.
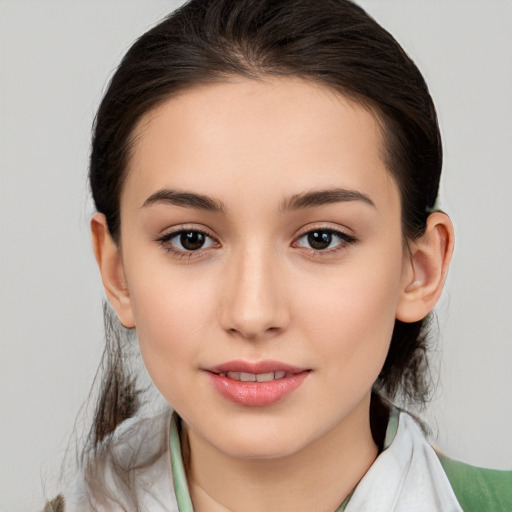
[1,1,511,510]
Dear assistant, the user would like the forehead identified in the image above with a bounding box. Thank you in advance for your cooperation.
[124,77,398,214]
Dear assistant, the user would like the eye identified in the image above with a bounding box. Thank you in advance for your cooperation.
[294,228,356,252]
[157,229,218,254]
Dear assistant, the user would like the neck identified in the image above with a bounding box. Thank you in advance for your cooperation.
[181,396,378,512]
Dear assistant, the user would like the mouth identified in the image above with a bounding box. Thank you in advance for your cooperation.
[215,370,292,382]
[204,360,311,407]
[205,359,309,375]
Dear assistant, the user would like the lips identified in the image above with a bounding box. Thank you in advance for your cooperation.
[220,370,288,382]
[204,360,311,407]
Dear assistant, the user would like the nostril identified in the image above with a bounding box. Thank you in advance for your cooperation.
[226,324,283,341]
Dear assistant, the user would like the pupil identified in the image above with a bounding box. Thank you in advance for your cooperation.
[181,231,205,250]
[308,231,332,250]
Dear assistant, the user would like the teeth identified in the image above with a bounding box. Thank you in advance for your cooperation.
[222,371,289,382]
[256,372,274,382]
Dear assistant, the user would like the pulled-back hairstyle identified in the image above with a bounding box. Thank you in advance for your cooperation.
[81,0,442,505]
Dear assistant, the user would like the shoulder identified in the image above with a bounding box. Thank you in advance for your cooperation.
[388,408,511,512]
[435,451,512,512]
[43,408,177,512]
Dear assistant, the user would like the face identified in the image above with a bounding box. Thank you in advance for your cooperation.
[116,77,409,460]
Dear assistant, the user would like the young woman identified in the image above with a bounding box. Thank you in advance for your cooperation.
[43,0,511,510]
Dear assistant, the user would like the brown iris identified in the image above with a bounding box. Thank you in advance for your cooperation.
[307,230,333,250]
[180,231,206,250]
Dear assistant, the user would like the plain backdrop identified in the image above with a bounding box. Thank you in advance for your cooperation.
[1,1,511,510]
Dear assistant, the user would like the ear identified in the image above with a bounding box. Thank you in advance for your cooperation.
[90,213,135,328]
[396,212,454,323]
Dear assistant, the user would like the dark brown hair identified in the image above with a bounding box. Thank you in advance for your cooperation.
[85,0,441,499]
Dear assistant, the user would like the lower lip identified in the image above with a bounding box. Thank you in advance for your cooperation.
[206,371,310,407]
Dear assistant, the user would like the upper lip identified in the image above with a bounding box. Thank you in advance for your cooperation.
[204,360,310,375]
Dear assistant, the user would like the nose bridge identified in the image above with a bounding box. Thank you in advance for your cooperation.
[220,240,288,340]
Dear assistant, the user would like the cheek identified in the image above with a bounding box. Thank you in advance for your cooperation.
[125,264,217,394]
[294,250,403,385]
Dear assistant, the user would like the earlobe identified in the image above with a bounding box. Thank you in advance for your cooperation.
[396,212,454,323]
[90,213,135,328]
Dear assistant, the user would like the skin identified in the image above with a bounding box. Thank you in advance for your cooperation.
[92,77,453,512]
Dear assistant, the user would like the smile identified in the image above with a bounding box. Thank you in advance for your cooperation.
[204,360,311,407]
[218,371,289,382]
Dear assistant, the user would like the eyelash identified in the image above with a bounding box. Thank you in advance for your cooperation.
[292,227,358,256]
[156,226,357,260]
[156,228,219,260]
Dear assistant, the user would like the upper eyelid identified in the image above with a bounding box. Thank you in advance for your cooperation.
[294,230,355,244]
[156,225,218,241]
[293,223,356,239]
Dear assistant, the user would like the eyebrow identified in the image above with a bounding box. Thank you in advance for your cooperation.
[280,188,376,212]
[141,187,375,214]
[142,189,226,213]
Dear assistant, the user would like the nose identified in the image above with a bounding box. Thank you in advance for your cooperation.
[219,245,290,341]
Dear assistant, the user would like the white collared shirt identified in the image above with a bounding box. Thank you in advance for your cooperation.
[62,408,463,511]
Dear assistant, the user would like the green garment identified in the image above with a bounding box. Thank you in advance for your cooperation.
[436,452,512,512]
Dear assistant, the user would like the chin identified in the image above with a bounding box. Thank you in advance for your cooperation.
[222,439,303,460]
[209,423,315,461]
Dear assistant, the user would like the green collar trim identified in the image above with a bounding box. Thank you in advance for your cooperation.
[170,412,194,512]
[170,408,400,512]
[384,406,400,450]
